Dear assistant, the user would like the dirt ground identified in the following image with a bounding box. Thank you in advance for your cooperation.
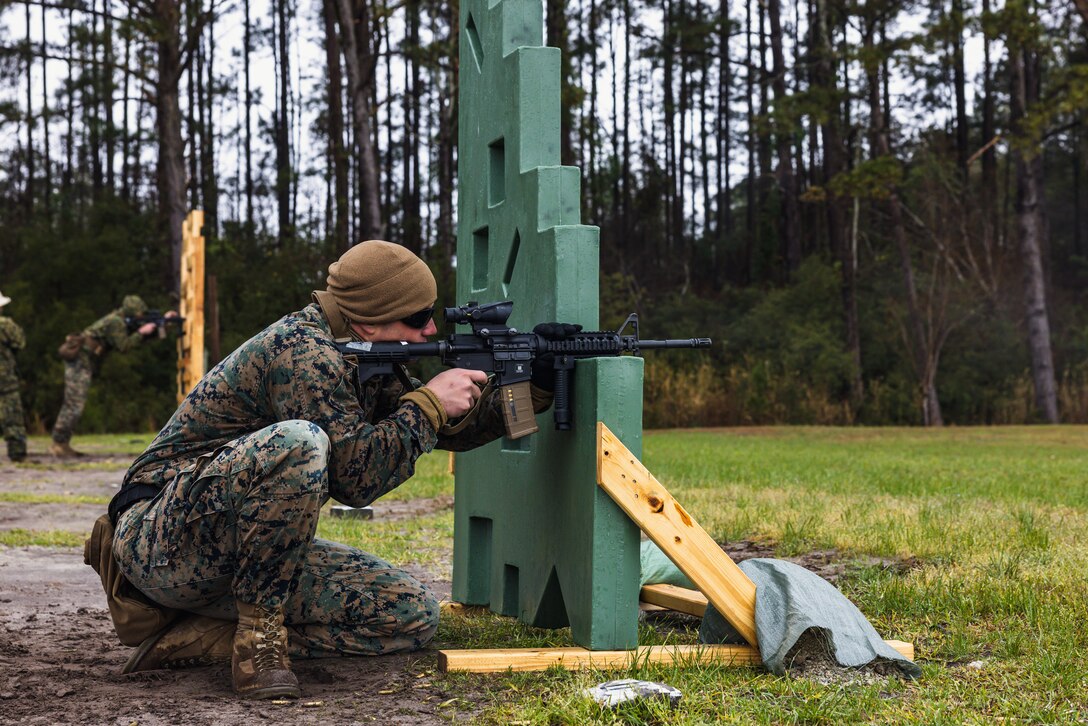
[0,448,477,725]
[0,444,911,724]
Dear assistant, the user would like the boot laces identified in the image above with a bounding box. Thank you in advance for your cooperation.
[253,608,287,672]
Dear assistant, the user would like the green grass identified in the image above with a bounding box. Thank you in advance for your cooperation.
[0,528,86,547]
[24,432,157,457]
[7,427,1087,722]
[317,511,454,573]
[421,427,1088,724]
[375,450,454,501]
[0,492,112,505]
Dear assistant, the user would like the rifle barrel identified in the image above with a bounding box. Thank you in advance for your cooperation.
[636,338,712,349]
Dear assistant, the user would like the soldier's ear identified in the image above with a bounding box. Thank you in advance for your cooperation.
[350,321,381,341]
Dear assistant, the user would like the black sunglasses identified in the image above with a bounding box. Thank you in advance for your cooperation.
[401,306,435,329]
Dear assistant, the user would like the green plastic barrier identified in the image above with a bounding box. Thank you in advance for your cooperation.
[451,0,642,650]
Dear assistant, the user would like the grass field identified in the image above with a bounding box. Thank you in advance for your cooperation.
[8,428,1086,722]
[328,426,1088,723]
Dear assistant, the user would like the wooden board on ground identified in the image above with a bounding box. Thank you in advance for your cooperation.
[640,583,708,617]
[438,641,915,673]
[596,422,758,646]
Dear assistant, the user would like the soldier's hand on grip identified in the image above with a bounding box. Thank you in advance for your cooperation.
[426,368,488,418]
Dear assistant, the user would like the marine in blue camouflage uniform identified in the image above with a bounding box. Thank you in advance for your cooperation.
[0,291,27,463]
[109,241,556,700]
[51,295,163,457]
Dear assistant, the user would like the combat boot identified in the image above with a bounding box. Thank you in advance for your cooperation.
[232,601,300,700]
[49,441,84,458]
[122,615,235,674]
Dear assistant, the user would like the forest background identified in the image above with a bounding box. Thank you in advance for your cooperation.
[0,0,1085,434]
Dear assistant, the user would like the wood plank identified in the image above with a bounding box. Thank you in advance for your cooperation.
[438,640,915,673]
[640,583,708,617]
[440,644,759,672]
[177,209,206,403]
[596,422,758,647]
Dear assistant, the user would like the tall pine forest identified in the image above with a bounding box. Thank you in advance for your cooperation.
[0,0,1086,432]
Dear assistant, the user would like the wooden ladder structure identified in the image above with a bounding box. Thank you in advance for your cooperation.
[438,423,913,673]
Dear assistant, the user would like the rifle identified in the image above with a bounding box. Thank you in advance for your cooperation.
[125,311,186,337]
[336,300,711,439]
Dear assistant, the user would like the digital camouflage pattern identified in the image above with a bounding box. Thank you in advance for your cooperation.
[113,420,437,656]
[0,315,25,395]
[121,303,518,504]
[52,353,94,445]
[0,316,26,461]
[0,392,26,461]
[111,303,547,656]
[82,299,147,356]
[52,297,150,444]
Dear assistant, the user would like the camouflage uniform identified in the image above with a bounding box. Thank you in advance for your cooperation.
[0,315,27,462]
[110,303,547,658]
[52,296,148,445]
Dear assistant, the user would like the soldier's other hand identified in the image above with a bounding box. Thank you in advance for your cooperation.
[531,322,583,391]
[426,368,488,418]
[165,310,179,319]
[138,322,158,336]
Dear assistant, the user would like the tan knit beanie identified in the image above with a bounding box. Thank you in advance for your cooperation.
[323,240,437,325]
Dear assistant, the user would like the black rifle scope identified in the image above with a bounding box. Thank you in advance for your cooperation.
[443,301,513,327]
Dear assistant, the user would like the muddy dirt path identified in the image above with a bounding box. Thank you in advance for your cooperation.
[0,444,473,725]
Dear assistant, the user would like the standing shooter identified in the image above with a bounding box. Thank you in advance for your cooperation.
[0,290,27,463]
[51,296,177,457]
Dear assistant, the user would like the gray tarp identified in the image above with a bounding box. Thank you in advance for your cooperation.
[640,542,921,679]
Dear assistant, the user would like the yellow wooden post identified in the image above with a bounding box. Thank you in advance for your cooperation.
[596,422,759,647]
[177,210,206,403]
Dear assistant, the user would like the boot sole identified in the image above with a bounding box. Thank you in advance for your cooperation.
[121,631,168,674]
[236,684,302,700]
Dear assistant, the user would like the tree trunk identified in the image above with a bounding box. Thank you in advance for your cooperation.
[546,0,574,166]
[323,0,350,253]
[121,25,131,201]
[981,0,996,198]
[275,0,293,240]
[951,0,968,177]
[154,0,187,294]
[864,17,942,425]
[767,0,801,278]
[812,0,862,412]
[1010,44,1059,423]
[187,45,199,209]
[716,0,731,285]
[202,21,218,241]
[244,0,254,227]
[743,0,755,284]
[24,1,35,214]
[380,11,392,224]
[587,0,599,221]
[104,0,116,191]
[41,4,51,213]
[402,0,422,254]
[335,0,383,241]
[621,0,632,249]
[64,5,74,199]
[89,1,103,196]
[756,0,772,270]
[436,0,457,264]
